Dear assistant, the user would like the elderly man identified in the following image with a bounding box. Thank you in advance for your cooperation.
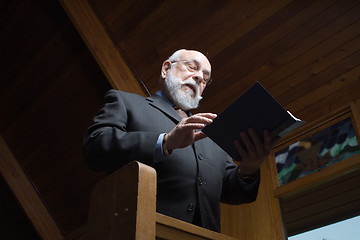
[83,49,276,232]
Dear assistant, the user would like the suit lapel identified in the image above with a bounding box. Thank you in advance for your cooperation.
[146,94,182,123]
[147,94,202,156]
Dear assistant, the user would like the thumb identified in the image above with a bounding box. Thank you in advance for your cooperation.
[194,131,207,142]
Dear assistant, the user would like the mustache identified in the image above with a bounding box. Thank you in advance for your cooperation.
[182,79,201,98]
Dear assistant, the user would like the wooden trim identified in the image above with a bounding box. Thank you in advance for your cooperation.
[59,0,145,95]
[280,159,360,236]
[274,105,350,151]
[274,153,360,198]
[136,162,157,239]
[65,212,240,240]
[262,159,287,240]
[156,213,239,240]
[351,97,360,143]
[268,99,360,237]
[0,135,63,240]
[269,152,281,192]
[270,104,355,191]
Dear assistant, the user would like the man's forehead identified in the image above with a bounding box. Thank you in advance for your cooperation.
[181,50,211,70]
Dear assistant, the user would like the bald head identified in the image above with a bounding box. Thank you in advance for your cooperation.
[167,49,211,70]
[160,49,211,110]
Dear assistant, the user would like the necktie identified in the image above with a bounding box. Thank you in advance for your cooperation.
[175,107,188,119]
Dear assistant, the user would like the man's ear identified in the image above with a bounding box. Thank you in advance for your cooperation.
[161,60,172,79]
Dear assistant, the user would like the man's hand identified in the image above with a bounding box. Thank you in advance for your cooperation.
[234,129,280,177]
[166,113,217,150]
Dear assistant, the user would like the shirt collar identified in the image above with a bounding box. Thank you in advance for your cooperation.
[155,90,190,115]
[155,90,174,107]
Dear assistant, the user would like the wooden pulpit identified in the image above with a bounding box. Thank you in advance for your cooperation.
[86,161,238,240]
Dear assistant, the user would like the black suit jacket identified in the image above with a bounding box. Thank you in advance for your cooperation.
[83,90,260,232]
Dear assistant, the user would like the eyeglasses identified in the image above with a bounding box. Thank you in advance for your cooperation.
[171,60,212,85]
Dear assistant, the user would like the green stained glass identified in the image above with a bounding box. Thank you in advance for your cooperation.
[275,117,360,185]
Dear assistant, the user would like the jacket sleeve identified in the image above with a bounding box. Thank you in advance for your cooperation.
[220,156,260,204]
[82,90,159,172]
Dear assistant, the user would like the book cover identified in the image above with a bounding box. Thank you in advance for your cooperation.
[202,81,305,160]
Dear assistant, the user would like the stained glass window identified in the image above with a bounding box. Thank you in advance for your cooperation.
[275,117,360,185]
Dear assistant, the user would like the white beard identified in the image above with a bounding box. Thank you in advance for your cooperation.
[164,70,203,110]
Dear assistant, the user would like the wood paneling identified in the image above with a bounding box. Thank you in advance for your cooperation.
[220,159,285,240]
[280,166,360,236]
[89,0,360,120]
[0,0,110,235]
[60,0,146,95]
[1,0,360,238]
[270,102,360,237]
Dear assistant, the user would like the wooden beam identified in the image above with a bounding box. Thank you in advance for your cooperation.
[59,0,146,95]
[0,135,63,240]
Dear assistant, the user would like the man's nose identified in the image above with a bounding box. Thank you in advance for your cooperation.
[192,71,204,84]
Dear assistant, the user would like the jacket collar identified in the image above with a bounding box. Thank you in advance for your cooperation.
[146,93,182,123]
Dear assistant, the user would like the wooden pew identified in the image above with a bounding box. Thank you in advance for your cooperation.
[86,161,238,240]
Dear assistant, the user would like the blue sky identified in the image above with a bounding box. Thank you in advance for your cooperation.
[288,215,360,240]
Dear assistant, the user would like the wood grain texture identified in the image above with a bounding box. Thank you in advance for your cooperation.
[88,0,360,118]
[156,213,239,240]
[270,101,360,236]
[280,162,360,236]
[1,0,360,238]
[86,161,156,240]
[60,0,146,95]
[220,158,285,240]
[0,0,110,235]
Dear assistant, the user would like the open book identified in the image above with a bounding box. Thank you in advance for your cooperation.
[202,81,305,161]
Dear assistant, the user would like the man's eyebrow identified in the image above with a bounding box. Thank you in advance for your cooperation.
[192,59,211,75]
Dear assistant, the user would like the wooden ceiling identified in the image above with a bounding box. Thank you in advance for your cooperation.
[89,0,360,120]
[1,0,360,238]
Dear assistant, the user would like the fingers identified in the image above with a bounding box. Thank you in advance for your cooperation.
[241,131,263,161]
[234,139,248,160]
[184,113,216,124]
[237,129,274,160]
[166,113,217,150]
[263,130,273,153]
[193,113,217,119]
[180,122,209,130]
[179,113,216,130]
[247,129,264,154]
[194,131,207,141]
[240,131,255,155]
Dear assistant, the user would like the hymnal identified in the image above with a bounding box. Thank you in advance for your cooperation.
[202,82,305,160]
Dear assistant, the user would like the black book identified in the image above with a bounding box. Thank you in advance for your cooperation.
[202,81,305,160]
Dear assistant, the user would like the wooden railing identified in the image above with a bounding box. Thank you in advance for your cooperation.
[86,161,238,240]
